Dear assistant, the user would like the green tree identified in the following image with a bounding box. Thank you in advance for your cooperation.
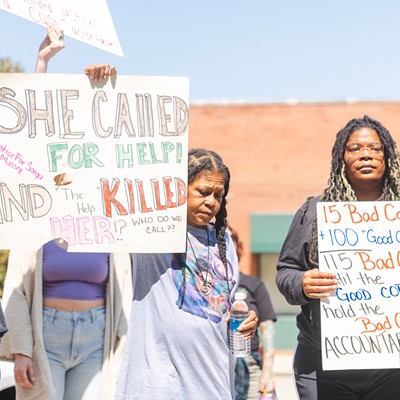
[0,57,24,73]
[0,251,9,297]
[0,57,23,295]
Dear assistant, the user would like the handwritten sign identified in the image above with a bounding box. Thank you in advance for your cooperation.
[0,73,189,252]
[318,201,400,370]
[0,0,123,56]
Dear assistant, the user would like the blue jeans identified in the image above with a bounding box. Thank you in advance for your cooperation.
[43,306,105,400]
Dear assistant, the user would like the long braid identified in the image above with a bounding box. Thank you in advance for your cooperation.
[309,115,400,267]
[179,148,231,306]
[215,193,231,301]
[177,251,187,309]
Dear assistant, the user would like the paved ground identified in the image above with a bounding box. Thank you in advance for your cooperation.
[1,350,298,399]
[274,350,298,400]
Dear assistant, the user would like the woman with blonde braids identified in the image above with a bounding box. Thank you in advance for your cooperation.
[276,115,400,400]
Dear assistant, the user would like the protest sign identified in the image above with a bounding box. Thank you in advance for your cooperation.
[0,73,189,252]
[0,0,123,56]
[318,201,400,370]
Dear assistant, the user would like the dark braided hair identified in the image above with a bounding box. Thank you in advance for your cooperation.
[226,223,244,262]
[178,148,231,308]
[308,115,400,267]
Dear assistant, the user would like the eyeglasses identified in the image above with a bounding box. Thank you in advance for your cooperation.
[345,142,384,157]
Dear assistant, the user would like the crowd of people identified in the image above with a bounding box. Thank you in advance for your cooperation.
[0,24,260,400]
[1,21,400,400]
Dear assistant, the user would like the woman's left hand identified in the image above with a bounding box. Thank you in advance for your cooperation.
[238,310,259,339]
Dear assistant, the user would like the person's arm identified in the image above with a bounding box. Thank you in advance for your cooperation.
[35,23,65,73]
[225,234,259,338]
[0,251,34,358]
[0,251,36,389]
[276,200,315,305]
[248,279,277,393]
[276,196,337,305]
[259,319,276,393]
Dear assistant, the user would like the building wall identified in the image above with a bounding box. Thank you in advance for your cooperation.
[188,101,400,274]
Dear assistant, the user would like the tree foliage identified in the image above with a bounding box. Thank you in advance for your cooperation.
[0,251,9,297]
[0,58,23,295]
[0,57,24,73]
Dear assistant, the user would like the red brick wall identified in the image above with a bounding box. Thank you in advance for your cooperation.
[188,101,400,274]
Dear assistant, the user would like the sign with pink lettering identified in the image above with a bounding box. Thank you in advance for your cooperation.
[0,73,189,252]
[318,201,400,370]
[0,0,123,56]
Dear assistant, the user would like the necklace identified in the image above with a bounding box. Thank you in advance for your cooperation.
[186,227,212,295]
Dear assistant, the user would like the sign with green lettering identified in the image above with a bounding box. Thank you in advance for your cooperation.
[0,73,189,252]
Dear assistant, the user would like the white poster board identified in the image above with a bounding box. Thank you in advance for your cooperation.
[0,73,189,253]
[0,0,123,56]
[318,201,400,370]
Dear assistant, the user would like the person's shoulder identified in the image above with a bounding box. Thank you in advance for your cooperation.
[299,195,321,209]
[239,272,263,289]
[294,195,321,220]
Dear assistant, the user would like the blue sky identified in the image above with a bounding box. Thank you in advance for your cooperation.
[1,1,400,102]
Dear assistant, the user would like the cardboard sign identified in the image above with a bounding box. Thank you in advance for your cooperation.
[318,201,400,370]
[0,0,123,56]
[0,73,189,252]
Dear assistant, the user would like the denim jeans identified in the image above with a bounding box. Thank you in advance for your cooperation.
[43,306,105,400]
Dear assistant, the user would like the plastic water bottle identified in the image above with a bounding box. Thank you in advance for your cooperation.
[229,291,251,357]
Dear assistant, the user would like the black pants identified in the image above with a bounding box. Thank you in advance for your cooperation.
[294,343,400,400]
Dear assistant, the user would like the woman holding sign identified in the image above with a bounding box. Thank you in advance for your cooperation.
[114,148,259,400]
[276,115,400,399]
[0,27,132,400]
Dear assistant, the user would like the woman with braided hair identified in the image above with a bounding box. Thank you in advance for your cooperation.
[115,148,259,400]
[276,115,400,400]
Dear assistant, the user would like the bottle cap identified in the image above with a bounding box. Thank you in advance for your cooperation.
[234,291,247,300]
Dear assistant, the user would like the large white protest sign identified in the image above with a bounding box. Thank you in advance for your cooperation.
[318,201,400,370]
[0,0,123,56]
[0,73,189,252]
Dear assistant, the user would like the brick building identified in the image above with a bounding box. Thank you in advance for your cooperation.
[188,101,400,348]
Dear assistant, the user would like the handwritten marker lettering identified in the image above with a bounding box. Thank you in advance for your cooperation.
[354,251,397,270]
[318,201,400,369]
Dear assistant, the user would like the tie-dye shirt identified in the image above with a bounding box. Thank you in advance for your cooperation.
[115,224,239,400]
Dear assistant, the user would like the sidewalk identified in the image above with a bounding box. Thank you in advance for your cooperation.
[274,350,298,400]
